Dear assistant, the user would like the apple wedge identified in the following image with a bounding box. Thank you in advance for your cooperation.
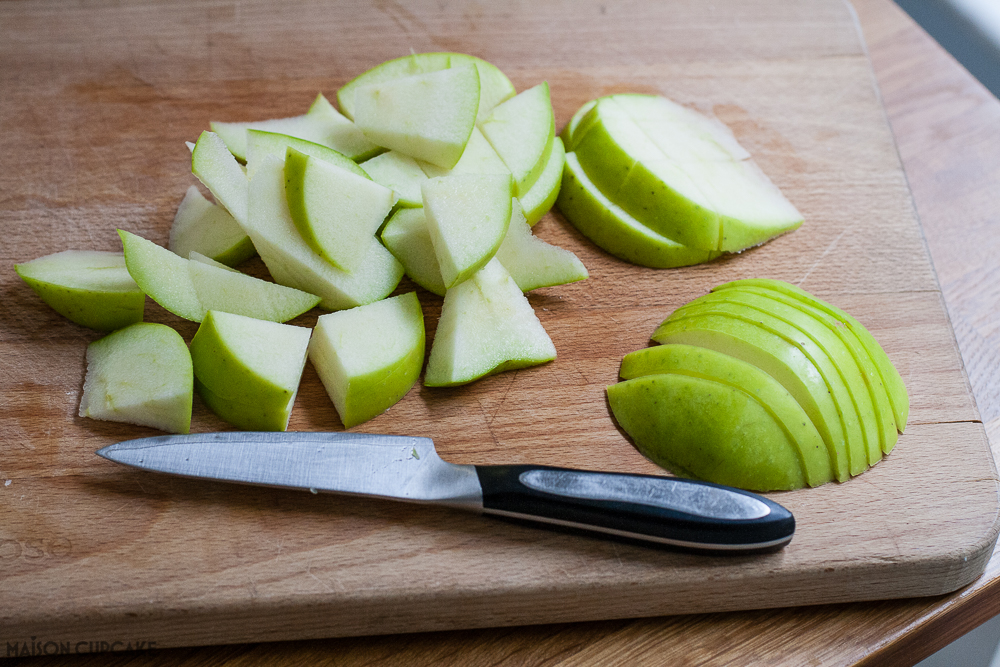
[479,82,555,198]
[518,136,565,226]
[15,250,145,332]
[309,292,425,428]
[169,185,255,267]
[416,127,510,179]
[495,200,588,292]
[79,322,193,434]
[353,64,480,169]
[380,208,447,296]
[421,173,513,289]
[424,258,556,387]
[359,150,428,208]
[191,131,249,226]
[119,230,206,321]
[244,129,371,179]
[245,156,404,310]
[284,147,397,272]
[190,310,311,431]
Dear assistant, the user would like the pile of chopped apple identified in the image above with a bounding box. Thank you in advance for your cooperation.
[607,279,908,491]
[14,52,588,434]
[558,94,804,267]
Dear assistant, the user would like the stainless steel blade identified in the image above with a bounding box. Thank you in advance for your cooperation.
[97,431,483,510]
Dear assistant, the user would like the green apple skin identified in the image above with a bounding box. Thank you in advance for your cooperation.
[714,278,909,433]
[618,344,832,488]
[668,297,870,476]
[79,322,193,434]
[557,152,719,269]
[495,199,588,292]
[424,258,556,387]
[652,311,851,482]
[192,131,249,226]
[353,64,481,169]
[337,52,515,124]
[15,250,145,332]
[518,136,565,227]
[169,185,256,267]
[479,82,555,198]
[283,147,396,272]
[607,373,806,492]
[359,150,428,208]
[190,310,311,431]
[560,99,597,151]
[246,156,404,311]
[119,230,206,322]
[309,292,425,428]
[244,129,371,179]
[708,284,898,458]
[380,208,447,296]
[421,173,513,289]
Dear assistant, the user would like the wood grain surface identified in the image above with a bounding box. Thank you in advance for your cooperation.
[2,0,999,663]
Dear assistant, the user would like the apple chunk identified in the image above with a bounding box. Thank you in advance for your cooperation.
[424,258,556,387]
[190,310,311,431]
[495,200,588,292]
[309,292,425,428]
[79,322,193,434]
[479,82,555,198]
[15,250,144,332]
[169,185,255,267]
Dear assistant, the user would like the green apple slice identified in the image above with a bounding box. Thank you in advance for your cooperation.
[672,295,875,472]
[190,310,311,431]
[422,173,513,289]
[168,185,255,267]
[618,344,832,488]
[715,284,899,457]
[416,126,510,179]
[188,251,240,272]
[380,207,446,296]
[284,147,397,272]
[495,199,588,292]
[607,373,806,492]
[79,322,193,434]
[652,311,852,482]
[424,257,556,387]
[309,291,425,428]
[359,150,428,207]
[246,156,403,310]
[187,253,320,323]
[119,230,206,322]
[191,131,249,226]
[210,94,380,162]
[353,64,480,169]
[557,152,719,268]
[560,99,597,151]
[518,136,565,226]
[15,250,144,332]
[713,278,909,433]
[244,129,371,179]
[479,82,555,198]
[337,52,514,124]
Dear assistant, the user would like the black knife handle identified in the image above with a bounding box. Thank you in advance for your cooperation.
[474,465,794,554]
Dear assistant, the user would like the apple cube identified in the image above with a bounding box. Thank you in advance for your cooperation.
[190,310,311,431]
[309,292,425,428]
[15,250,144,332]
[79,322,193,434]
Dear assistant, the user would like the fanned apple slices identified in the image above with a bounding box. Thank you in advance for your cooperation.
[608,279,907,492]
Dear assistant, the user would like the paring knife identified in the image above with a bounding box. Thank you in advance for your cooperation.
[96,431,794,553]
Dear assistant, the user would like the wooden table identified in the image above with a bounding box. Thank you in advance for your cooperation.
[6,0,1000,664]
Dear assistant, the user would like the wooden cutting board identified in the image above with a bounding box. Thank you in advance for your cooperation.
[2,0,998,653]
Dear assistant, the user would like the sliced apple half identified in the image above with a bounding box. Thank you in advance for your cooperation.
[359,150,428,208]
[518,136,565,226]
[353,64,480,169]
[495,199,588,292]
[421,173,513,289]
[479,82,555,198]
[284,147,396,272]
[337,52,515,124]
[15,250,145,332]
[190,310,311,431]
[244,129,371,179]
[618,344,832,488]
[380,207,446,296]
[558,152,719,269]
[79,322,193,434]
[309,291,425,428]
[424,258,556,387]
[246,156,404,311]
[169,185,255,267]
